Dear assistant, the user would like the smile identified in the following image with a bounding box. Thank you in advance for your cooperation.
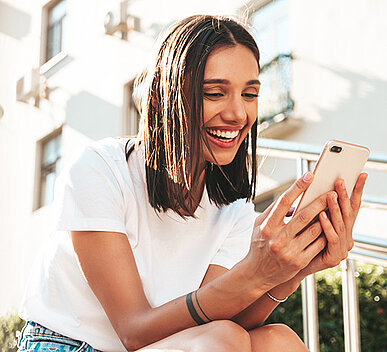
[206,128,240,142]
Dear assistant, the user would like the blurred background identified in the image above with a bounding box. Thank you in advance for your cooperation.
[0,0,386,351]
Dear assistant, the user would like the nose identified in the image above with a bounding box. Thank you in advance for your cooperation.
[220,95,247,124]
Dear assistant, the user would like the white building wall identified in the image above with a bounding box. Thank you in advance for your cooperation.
[0,0,386,315]
[0,0,248,316]
[285,0,387,240]
[289,0,387,153]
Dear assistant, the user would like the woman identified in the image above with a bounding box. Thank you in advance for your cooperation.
[18,15,367,352]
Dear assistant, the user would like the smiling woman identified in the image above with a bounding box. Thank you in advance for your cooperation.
[202,44,260,165]
[18,14,367,352]
[136,15,261,216]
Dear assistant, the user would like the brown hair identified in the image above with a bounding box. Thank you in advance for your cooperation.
[126,15,260,217]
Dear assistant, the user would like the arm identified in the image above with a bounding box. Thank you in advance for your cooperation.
[202,173,368,330]
[71,172,336,351]
[71,230,266,351]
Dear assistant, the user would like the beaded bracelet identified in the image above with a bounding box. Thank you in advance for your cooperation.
[266,291,289,303]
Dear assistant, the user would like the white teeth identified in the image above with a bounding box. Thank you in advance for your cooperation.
[207,128,239,139]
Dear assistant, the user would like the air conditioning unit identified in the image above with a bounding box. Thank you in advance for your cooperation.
[126,14,140,32]
[104,10,121,35]
[16,68,46,104]
[104,0,140,38]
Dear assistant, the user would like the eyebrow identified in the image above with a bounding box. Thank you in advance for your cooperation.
[203,79,261,86]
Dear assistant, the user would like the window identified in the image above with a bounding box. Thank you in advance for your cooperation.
[37,131,62,209]
[123,79,142,136]
[250,0,293,126]
[45,0,67,62]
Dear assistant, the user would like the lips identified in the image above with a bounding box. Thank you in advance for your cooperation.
[205,127,241,148]
[206,128,240,141]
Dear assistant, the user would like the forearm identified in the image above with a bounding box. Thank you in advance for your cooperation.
[232,273,303,330]
[124,262,267,350]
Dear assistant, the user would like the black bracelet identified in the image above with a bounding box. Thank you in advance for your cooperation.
[194,291,212,322]
[186,292,206,325]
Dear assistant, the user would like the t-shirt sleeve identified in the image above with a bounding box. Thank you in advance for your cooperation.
[210,201,257,270]
[53,146,128,235]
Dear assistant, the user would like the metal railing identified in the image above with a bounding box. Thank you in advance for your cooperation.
[259,54,294,124]
[257,138,387,352]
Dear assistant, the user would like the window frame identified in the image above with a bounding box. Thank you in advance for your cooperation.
[33,127,63,211]
[123,79,141,137]
[40,0,67,70]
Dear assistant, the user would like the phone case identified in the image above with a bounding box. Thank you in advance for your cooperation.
[294,140,370,214]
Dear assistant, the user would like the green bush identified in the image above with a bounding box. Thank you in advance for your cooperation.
[0,312,24,352]
[265,262,387,352]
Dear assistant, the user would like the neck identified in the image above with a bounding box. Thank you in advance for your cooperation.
[180,170,206,216]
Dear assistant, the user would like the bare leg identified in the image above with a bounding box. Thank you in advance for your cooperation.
[249,324,309,352]
[137,320,252,352]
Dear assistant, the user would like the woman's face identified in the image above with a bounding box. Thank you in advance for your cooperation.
[201,44,260,165]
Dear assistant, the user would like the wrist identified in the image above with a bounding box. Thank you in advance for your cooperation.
[231,262,272,302]
[270,274,302,299]
[235,260,272,299]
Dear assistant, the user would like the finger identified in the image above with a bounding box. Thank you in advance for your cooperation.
[300,235,327,267]
[297,221,323,249]
[268,172,314,225]
[327,192,346,239]
[350,173,368,216]
[287,192,329,235]
[335,178,352,224]
[254,200,277,227]
[319,211,342,266]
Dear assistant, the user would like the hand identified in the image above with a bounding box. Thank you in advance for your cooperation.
[242,172,331,291]
[299,173,368,277]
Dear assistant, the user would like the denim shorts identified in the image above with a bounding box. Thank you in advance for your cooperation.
[17,321,102,352]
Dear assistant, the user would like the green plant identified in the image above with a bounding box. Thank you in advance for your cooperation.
[265,262,386,352]
[0,312,24,352]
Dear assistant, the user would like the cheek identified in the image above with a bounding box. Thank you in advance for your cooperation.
[202,102,215,124]
[247,106,258,125]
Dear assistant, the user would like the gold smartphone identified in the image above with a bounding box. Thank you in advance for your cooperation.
[294,140,370,214]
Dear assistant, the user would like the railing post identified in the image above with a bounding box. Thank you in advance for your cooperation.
[297,157,320,352]
[341,258,361,352]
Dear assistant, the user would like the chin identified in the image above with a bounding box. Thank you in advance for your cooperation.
[205,153,237,166]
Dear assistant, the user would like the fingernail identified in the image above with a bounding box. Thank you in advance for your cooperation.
[333,193,338,203]
[321,211,327,219]
[304,172,313,181]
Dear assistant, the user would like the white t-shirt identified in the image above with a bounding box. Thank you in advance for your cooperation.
[19,137,256,352]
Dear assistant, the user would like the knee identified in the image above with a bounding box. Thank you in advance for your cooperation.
[204,320,251,352]
[264,323,298,338]
[259,324,306,350]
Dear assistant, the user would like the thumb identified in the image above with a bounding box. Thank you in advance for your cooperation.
[254,200,276,227]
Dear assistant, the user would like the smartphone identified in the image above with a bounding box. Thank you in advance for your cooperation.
[294,140,370,215]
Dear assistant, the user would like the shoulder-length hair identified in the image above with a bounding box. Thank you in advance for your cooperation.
[126,15,260,218]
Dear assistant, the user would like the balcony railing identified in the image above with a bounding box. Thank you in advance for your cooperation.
[256,138,387,352]
[259,54,294,127]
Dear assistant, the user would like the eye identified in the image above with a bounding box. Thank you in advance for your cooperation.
[242,93,259,99]
[203,92,224,99]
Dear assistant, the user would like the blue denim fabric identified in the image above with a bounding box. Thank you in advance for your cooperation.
[17,321,102,352]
